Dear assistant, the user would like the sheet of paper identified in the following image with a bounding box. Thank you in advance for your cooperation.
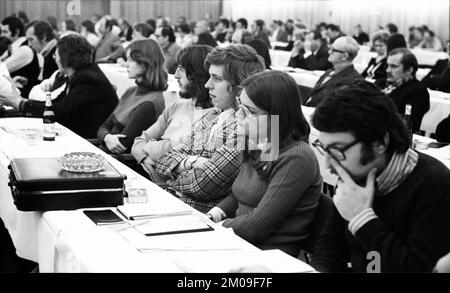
[131,214,212,236]
[116,226,246,252]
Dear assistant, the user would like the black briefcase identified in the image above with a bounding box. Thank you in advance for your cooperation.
[8,157,126,211]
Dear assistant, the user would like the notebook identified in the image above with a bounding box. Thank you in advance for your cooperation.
[84,209,125,225]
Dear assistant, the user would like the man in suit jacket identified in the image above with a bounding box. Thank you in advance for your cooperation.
[289,30,332,71]
[271,20,289,42]
[305,36,364,107]
[25,20,58,80]
[422,60,450,93]
[384,48,429,133]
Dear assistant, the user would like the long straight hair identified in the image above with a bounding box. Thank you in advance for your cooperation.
[127,39,168,91]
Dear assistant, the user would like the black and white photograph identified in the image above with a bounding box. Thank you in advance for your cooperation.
[0,0,449,277]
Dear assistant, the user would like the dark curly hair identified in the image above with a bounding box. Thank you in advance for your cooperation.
[312,81,410,158]
[57,34,92,71]
[176,45,213,109]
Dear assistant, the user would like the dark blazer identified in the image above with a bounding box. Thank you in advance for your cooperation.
[275,29,289,42]
[42,46,58,80]
[361,57,388,88]
[255,31,271,49]
[435,113,450,143]
[305,65,364,107]
[388,78,430,133]
[21,63,118,138]
[288,44,332,71]
[422,62,450,93]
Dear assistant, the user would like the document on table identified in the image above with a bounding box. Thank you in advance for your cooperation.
[130,213,213,236]
[116,225,245,252]
[172,249,317,273]
[116,203,191,221]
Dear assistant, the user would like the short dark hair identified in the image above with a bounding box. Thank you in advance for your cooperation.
[1,16,25,37]
[64,19,77,32]
[219,18,230,28]
[254,19,265,30]
[145,19,156,30]
[160,25,176,43]
[205,44,266,92]
[134,23,153,38]
[0,36,11,56]
[127,39,168,91]
[178,23,191,34]
[81,20,96,34]
[104,19,113,31]
[176,45,213,108]
[388,47,419,77]
[237,18,248,29]
[32,21,56,42]
[312,81,410,156]
[57,34,92,71]
[386,33,407,53]
[245,39,271,69]
[311,29,323,41]
[240,71,310,145]
[197,32,217,47]
[325,24,340,32]
[386,23,398,34]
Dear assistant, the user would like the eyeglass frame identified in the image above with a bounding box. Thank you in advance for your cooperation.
[312,138,361,161]
[328,47,346,54]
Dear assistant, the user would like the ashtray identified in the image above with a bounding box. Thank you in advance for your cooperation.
[58,152,106,173]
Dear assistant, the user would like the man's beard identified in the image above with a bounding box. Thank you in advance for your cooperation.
[178,81,195,99]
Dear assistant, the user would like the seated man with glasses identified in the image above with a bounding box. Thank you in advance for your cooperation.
[305,36,364,107]
[310,81,450,272]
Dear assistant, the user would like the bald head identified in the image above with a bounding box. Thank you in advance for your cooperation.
[194,20,209,35]
[332,36,360,61]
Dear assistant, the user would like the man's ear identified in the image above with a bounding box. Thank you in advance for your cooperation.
[374,133,390,154]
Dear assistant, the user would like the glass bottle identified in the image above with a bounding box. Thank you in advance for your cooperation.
[43,92,55,141]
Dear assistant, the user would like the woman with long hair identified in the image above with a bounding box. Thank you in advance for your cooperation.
[207,70,322,257]
[97,39,167,154]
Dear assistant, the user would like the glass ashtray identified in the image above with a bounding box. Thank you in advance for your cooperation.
[58,152,106,173]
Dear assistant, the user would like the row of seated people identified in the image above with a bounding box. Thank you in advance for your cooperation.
[303,35,432,136]
[0,33,450,272]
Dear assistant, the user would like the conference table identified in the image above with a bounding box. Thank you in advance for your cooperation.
[0,117,315,273]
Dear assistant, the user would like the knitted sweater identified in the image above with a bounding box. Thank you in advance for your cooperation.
[311,153,450,272]
[132,99,210,164]
[218,140,323,257]
[97,85,165,152]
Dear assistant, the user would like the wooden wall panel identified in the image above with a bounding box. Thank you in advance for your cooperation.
[0,0,110,27]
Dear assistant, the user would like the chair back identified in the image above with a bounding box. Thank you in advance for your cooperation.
[304,193,333,254]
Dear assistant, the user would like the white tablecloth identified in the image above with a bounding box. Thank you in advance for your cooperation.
[0,118,313,272]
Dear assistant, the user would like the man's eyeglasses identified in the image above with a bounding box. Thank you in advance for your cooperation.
[329,47,346,54]
[312,139,360,161]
